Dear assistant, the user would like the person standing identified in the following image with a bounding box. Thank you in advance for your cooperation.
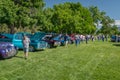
[22,35,30,59]
[85,35,88,44]
[75,34,79,46]
[102,35,105,42]
[91,35,94,42]
[64,33,69,47]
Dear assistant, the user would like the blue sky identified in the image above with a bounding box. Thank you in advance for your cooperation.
[44,0,120,20]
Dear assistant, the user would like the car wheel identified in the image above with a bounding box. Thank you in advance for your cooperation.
[3,53,9,59]
[14,49,18,56]
[29,46,35,52]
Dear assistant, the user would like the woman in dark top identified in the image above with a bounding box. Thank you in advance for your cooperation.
[64,34,69,47]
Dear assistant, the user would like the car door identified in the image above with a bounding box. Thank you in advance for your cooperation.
[13,33,23,49]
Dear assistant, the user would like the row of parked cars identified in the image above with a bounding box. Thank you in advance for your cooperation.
[0,32,73,59]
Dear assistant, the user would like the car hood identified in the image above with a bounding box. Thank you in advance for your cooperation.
[0,42,13,49]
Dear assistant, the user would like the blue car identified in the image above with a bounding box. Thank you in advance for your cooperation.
[0,32,32,49]
[0,42,18,59]
[111,35,120,42]
[52,34,71,46]
[29,32,48,51]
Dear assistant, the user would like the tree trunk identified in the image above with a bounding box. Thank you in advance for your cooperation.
[9,24,15,34]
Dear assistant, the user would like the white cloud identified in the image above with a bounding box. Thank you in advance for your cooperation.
[115,20,120,26]
[96,20,120,29]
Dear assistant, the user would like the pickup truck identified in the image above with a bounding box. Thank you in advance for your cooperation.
[0,32,48,52]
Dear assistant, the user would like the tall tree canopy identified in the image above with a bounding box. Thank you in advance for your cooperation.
[0,0,45,33]
[13,0,45,32]
[0,0,17,33]
[100,16,116,35]
[51,2,96,34]
[0,1,118,34]
[89,6,119,35]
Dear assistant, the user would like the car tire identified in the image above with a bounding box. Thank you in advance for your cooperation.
[14,49,18,57]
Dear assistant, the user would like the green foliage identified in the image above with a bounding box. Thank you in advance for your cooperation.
[0,1,117,34]
[51,2,96,34]
[110,25,119,35]
[0,0,45,33]
[89,6,103,25]
[13,0,45,32]
[89,6,118,35]
[100,16,115,34]
[0,24,10,33]
[0,0,17,33]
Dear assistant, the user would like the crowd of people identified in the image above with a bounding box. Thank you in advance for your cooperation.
[63,34,109,47]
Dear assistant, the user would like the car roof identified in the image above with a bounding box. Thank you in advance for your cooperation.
[0,33,13,39]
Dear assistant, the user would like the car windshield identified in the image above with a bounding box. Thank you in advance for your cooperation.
[31,32,46,40]
[42,35,53,40]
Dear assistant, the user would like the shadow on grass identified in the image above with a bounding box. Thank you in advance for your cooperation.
[33,49,45,52]
[14,56,24,59]
[0,58,4,60]
[0,56,13,60]
[113,43,120,47]
[18,49,45,52]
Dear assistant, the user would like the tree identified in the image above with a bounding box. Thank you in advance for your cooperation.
[110,25,119,35]
[42,8,54,32]
[0,24,9,33]
[0,0,17,33]
[51,2,96,34]
[89,6,102,26]
[13,0,45,32]
[100,16,115,34]
[89,6,118,35]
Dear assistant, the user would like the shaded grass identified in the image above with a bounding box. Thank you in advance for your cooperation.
[0,41,120,80]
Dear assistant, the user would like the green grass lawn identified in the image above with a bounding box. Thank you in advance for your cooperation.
[0,41,120,80]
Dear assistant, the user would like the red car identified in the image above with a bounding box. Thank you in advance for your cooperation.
[42,34,60,48]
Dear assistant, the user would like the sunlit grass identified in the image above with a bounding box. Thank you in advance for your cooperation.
[0,41,120,80]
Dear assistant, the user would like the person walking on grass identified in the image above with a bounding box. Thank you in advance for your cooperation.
[75,34,79,46]
[22,35,30,59]
[102,35,105,42]
[85,35,88,44]
[64,33,69,47]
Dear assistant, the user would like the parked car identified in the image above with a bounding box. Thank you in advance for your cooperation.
[0,42,18,59]
[29,32,48,51]
[45,34,71,46]
[111,35,120,42]
[0,32,32,49]
[42,34,60,48]
[0,32,48,52]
